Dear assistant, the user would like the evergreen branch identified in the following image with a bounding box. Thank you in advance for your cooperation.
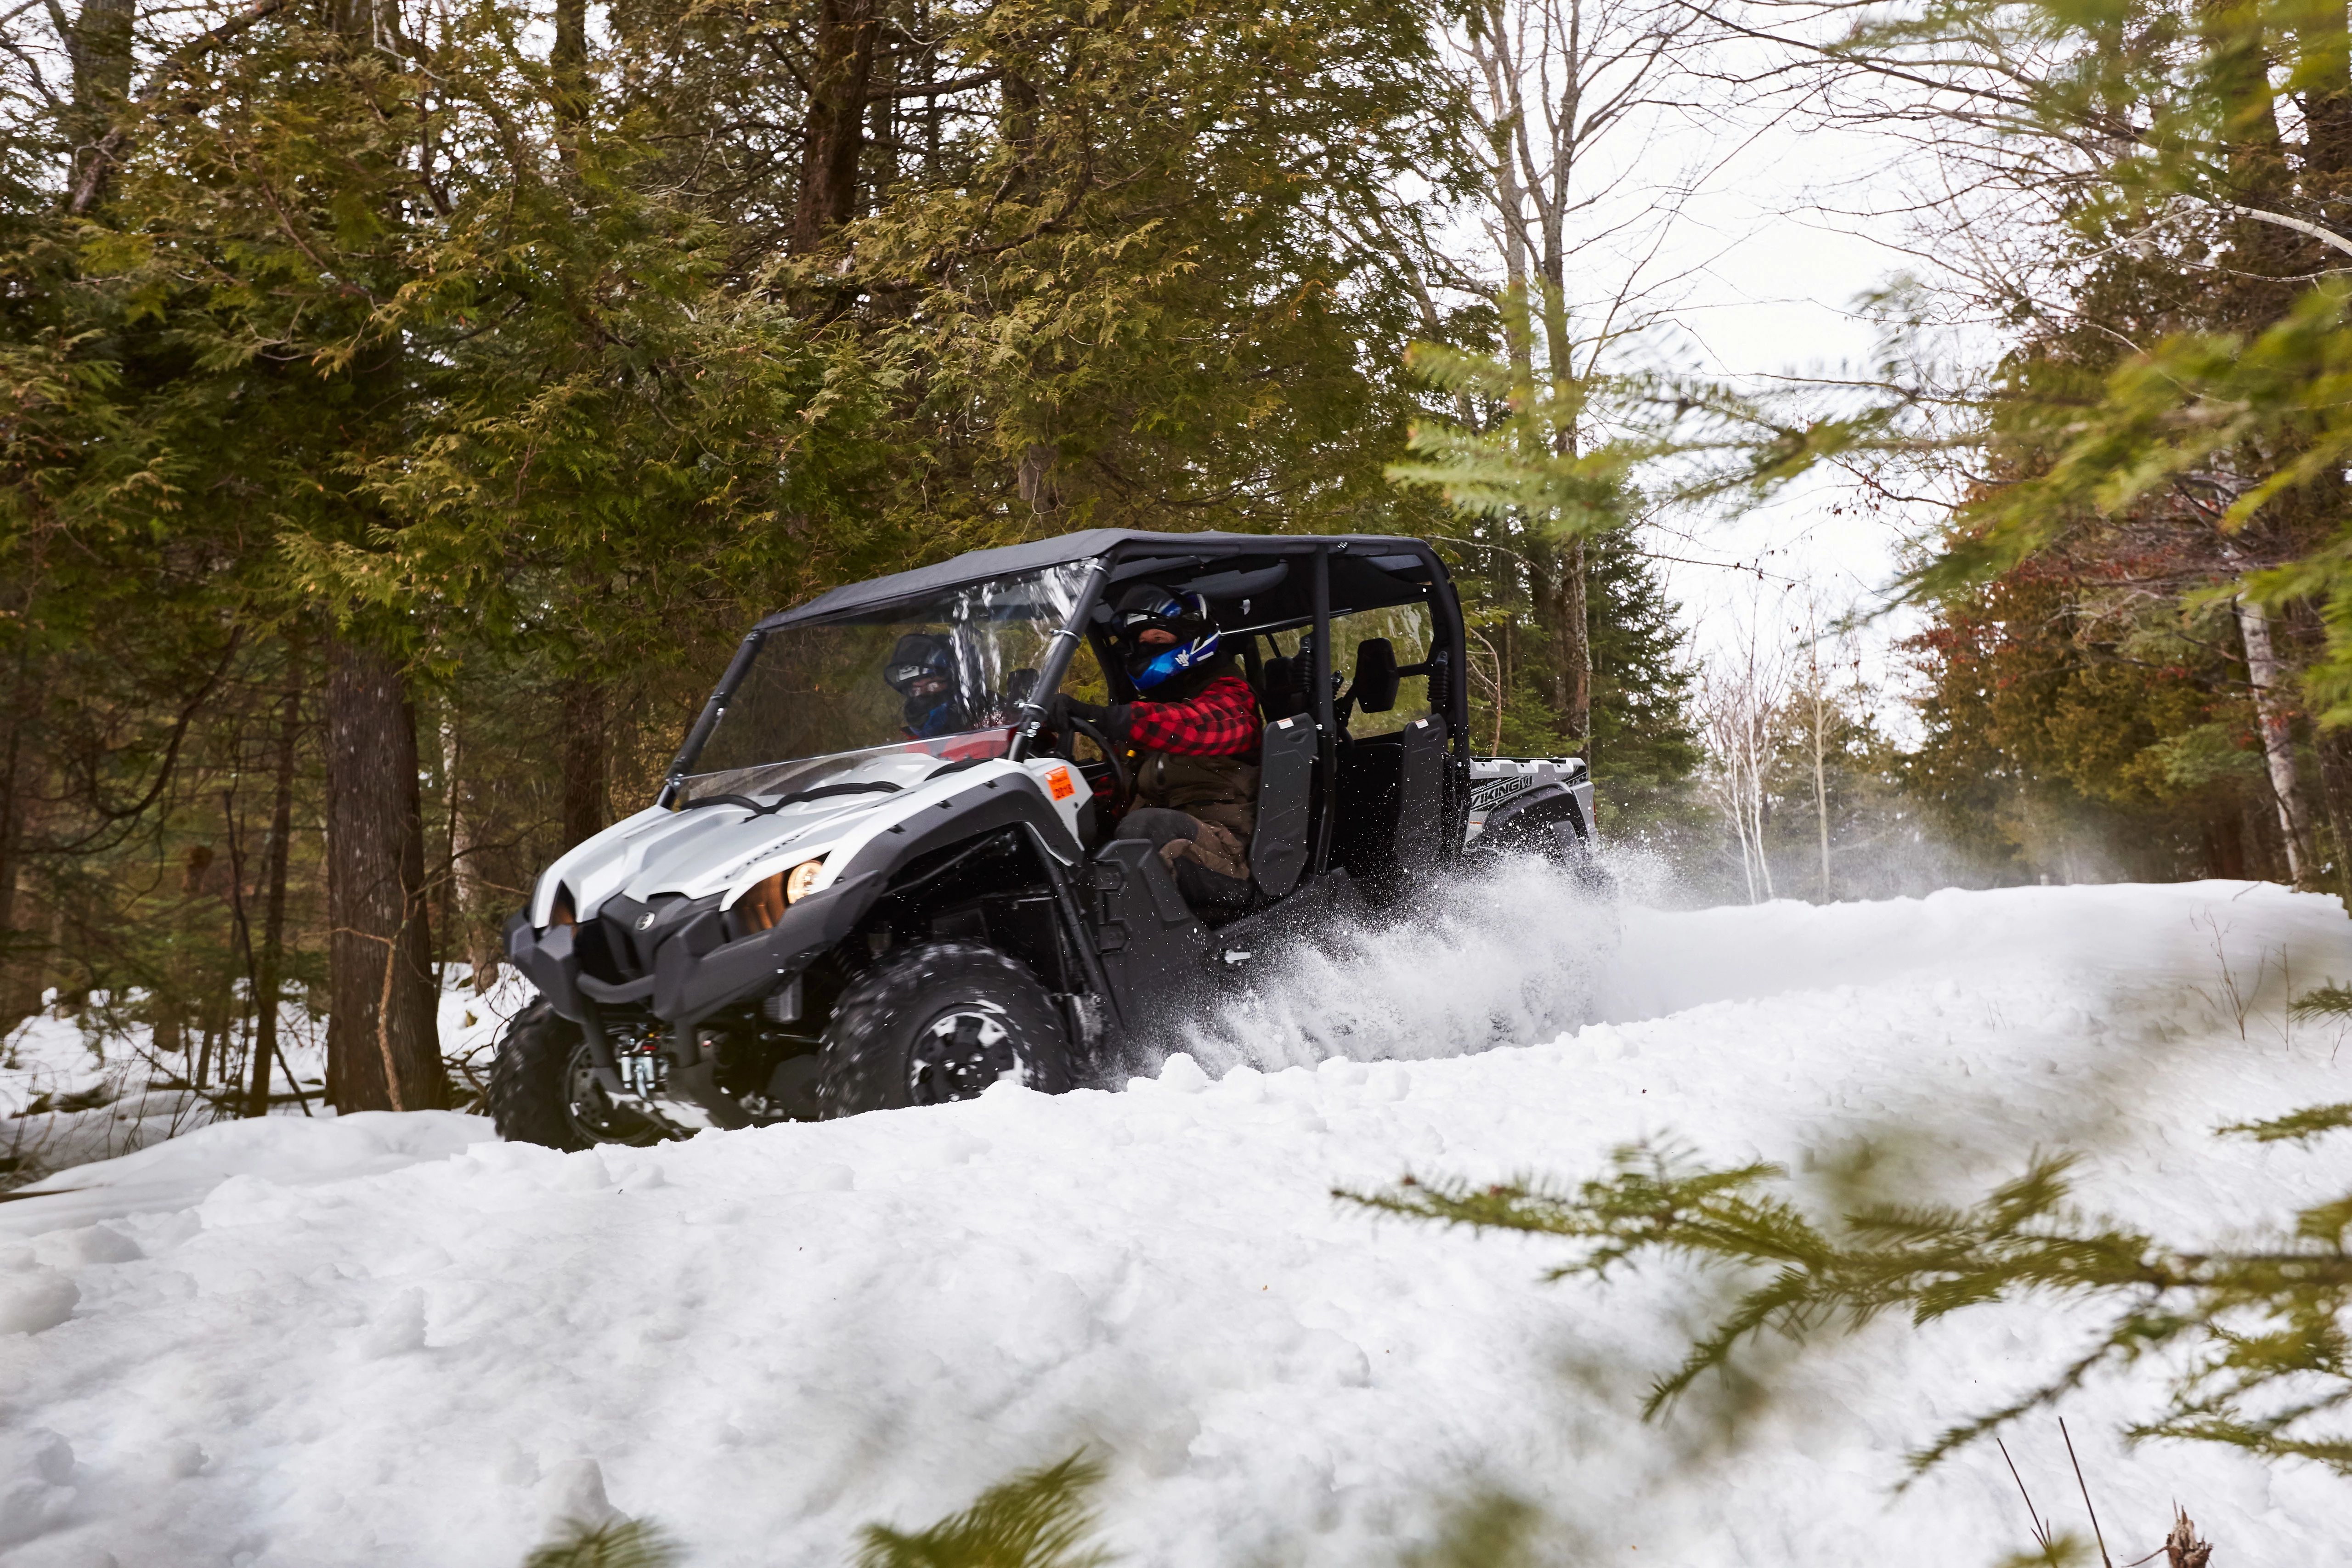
[65,0,294,216]
[523,1518,680,1568]
[2287,985,2352,1023]
[2221,1102,2352,1143]
[1354,1128,2352,1479]
[854,1451,1114,1568]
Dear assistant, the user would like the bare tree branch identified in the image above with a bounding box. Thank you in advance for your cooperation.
[66,0,292,216]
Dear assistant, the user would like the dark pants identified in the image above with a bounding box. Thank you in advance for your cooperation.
[1114,808,1253,910]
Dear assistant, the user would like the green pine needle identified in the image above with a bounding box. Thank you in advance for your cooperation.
[1351,1122,2352,1479]
[854,1452,1114,1568]
[1399,1493,1545,1568]
[2221,1102,2352,1143]
[2289,985,2352,1023]
[524,1518,681,1568]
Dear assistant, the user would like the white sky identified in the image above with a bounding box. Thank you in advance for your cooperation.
[1632,107,1968,714]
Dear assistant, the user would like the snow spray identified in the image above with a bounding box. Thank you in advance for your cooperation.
[1170,854,1623,1077]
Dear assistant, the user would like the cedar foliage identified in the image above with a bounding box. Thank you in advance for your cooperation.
[0,0,1705,1126]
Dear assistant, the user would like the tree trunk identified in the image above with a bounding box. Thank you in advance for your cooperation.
[560,675,610,848]
[65,0,136,199]
[2302,0,2352,188]
[1811,677,1832,900]
[441,719,499,991]
[791,0,881,252]
[330,0,384,46]
[552,0,589,124]
[0,648,39,1024]
[246,663,303,1117]
[2316,727,2352,894]
[1529,542,1591,750]
[1564,536,1589,750]
[2205,811,2247,879]
[325,636,445,1112]
[2235,597,2315,883]
[2207,0,2287,193]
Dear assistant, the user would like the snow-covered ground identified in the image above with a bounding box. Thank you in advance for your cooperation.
[2,876,2348,1566]
[0,974,529,1189]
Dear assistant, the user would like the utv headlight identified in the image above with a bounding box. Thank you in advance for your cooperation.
[741,859,826,934]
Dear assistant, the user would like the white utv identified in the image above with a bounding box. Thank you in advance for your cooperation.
[492,529,1600,1146]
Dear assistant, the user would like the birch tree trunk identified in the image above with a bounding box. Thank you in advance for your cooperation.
[1806,610,1832,900]
[2235,597,2315,884]
[1810,676,1831,900]
[1703,643,1785,904]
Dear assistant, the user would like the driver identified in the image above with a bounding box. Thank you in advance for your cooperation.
[1052,586,1261,909]
[884,633,969,739]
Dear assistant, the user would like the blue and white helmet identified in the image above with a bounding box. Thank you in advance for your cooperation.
[1115,587,1220,691]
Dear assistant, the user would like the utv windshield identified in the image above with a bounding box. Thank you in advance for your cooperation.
[676,564,1092,803]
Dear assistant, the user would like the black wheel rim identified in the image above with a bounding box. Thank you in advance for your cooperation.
[562,1040,663,1145]
[907,1002,1021,1105]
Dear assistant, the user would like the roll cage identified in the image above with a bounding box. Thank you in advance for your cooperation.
[658,530,1476,888]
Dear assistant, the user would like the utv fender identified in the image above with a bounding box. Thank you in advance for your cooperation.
[830,775,1081,887]
[649,781,1080,1030]
[1477,781,1589,850]
[650,870,886,1027]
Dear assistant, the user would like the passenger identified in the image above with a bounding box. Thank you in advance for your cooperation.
[884,633,969,739]
[1053,586,1261,909]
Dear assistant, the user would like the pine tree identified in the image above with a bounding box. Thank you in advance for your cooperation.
[1585,532,1702,828]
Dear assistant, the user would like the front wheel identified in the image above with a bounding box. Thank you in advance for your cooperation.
[488,1001,666,1149]
[816,941,1073,1117]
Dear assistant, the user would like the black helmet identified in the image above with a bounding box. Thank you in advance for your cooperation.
[1112,585,1219,691]
[883,633,953,695]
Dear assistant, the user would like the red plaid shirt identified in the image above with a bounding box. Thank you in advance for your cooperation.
[1122,674,1261,757]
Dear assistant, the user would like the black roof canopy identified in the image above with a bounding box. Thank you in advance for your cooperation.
[754,529,1445,632]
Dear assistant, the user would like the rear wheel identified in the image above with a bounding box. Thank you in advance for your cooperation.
[1550,823,1618,899]
[488,1001,665,1149]
[816,941,1073,1117]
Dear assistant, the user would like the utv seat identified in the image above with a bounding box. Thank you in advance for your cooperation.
[1258,653,1312,722]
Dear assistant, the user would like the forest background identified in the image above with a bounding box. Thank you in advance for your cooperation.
[11,0,2352,1116]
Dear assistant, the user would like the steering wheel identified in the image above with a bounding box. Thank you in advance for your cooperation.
[1057,713,1132,817]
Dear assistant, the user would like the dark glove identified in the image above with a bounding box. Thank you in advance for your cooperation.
[1049,693,1108,734]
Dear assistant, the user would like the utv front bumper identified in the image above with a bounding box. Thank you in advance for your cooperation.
[504,870,884,1035]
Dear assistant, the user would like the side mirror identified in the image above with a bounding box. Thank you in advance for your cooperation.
[1351,639,1400,713]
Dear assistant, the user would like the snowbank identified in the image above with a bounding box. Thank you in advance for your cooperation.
[0,969,536,1192]
[0,879,2346,1566]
